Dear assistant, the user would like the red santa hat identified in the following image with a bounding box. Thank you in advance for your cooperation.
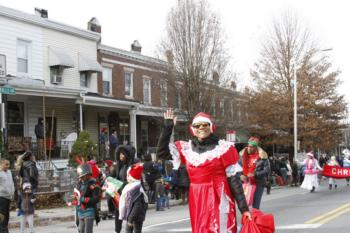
[127,163,144,181]
[105,160,113,167]
[190,112,216,134]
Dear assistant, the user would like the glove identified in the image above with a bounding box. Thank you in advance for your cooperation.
[30,198,36,204]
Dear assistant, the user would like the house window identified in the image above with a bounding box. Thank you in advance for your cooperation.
[124,71,133,97]
[220,100,225,116]
[211,99,216,116]
[102,67,112,95]
[160,80,167,107]
[80,72,89,88]
[143,77,151,105]
[17,39,31,74]
[7,101,24,137]
[175,90,181,109]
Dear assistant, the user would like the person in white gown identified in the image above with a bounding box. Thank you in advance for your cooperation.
[300,152,323,192]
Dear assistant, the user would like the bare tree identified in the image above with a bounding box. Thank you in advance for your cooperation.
[161,0,232,120]
[248,12,347,156]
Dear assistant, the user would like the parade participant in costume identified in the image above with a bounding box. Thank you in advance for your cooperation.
[342,149,350,186]
[74,163,101,233]
[119,163,148,233]
[327,156,340,190]
[157,109,251,233]
[240,137,270,209]
[300,152,322,192]
[111,145,137,233]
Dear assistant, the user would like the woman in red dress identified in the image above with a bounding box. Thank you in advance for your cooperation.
[157,109,251,233]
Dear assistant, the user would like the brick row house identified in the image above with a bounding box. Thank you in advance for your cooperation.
[0,5,249,162]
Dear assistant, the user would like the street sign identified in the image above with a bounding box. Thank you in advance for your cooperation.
[0,54,5,78]
[0,85,16,95]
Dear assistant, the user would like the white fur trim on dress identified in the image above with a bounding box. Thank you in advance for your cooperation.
[169,143,181,169]
[180,140,235,167]
[225,163,242,177]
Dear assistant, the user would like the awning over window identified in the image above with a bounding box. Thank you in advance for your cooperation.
[78,54,102,73]
[49,47,75,68]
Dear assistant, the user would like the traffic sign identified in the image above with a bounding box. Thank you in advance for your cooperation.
[0,86,16,95]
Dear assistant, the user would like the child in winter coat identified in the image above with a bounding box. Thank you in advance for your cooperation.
[18,182,36,233]
[119,163,148,233]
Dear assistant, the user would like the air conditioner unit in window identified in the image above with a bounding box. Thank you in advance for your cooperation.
[51,75,62,84]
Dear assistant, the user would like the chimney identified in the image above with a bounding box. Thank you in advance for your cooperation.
[230,81,236,90]
[212,71,220,83]
[165,50,174,64]
[34,8,48,18]
[88,17,101,33]
[131,40,142,53]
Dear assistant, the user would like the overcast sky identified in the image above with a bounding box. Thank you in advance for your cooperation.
[1,0,349,104]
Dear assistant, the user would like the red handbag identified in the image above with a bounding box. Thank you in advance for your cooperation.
[241,208,275,233]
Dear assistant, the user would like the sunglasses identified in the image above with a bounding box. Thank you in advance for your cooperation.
[192,123,210,129]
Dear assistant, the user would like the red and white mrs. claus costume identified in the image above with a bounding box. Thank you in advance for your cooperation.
[157,113,249,233]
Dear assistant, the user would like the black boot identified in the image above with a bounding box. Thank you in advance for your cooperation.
[335,184,337,189]
[311,186,315,192]
[329,184,332,190]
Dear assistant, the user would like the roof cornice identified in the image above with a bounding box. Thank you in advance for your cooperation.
[0,5,100,41]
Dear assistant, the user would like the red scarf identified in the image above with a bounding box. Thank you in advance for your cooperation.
[242,148,260,178]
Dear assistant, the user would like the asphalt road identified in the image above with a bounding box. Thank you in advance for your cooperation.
[34,179,350,233]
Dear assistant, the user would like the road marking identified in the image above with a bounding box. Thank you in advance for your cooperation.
[143,218,190,230]
[305,203,350,224]
[276,224,322,229]
[317,207,350,225]
[166,228,192,232]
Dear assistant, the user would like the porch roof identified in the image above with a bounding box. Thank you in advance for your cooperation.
[77,95,139,110]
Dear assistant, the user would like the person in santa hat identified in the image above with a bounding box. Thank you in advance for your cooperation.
[240,137,270,209]
[119,163,148,233]
[300,151,323,192]
[157,109,251,233]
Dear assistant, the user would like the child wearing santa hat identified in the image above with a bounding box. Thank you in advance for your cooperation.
[119,163,148,233]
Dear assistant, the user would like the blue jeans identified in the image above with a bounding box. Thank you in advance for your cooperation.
[156,196,165,211]
[253,185,264,209]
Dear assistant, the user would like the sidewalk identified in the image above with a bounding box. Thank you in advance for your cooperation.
[9,199,184,229]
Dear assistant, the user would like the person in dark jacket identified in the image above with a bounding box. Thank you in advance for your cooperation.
[119,163,148,233]
[176,163,189,204]
[19,151,39,193]
[156,109,251,233]
[109,130,119,159]
[111,145,137,233]
[74,163,101,233]
[34,117,44,159]
[241,137,270,209]
[142,154,161,204]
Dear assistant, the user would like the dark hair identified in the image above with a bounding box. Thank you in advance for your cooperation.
[38,117,43,123]
[144,154,152,162]
[22,151,33,161]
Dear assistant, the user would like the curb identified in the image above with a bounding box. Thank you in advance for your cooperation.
[9,200,183,229]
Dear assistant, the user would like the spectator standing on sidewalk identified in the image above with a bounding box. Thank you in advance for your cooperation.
[34,117,44,160]
[18,182,36,233]
[19,152,39,194]
[111,145,137,233]
[109,130,119,159]
[177,164,189,205]
[119,163,148,233]
[75,163,101,233]
[0,159,15,233]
